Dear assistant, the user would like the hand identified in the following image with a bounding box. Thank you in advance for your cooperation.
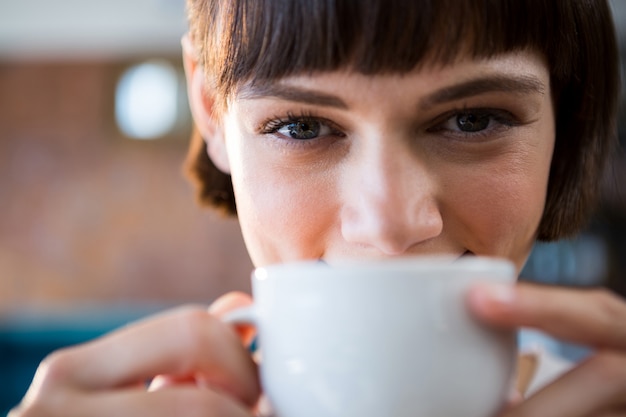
[467,282,626,416]
[9,292,260,417]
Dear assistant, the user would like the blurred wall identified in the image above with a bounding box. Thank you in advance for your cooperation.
[0,60,253,311]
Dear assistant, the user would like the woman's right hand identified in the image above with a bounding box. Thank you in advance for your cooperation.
[9,292,260,417]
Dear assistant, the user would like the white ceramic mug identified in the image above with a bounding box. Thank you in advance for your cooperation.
[225,256,517,417]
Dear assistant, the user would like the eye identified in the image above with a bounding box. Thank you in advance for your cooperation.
[430,108,518,137]
[262,113,341,141]
[454,112,490,132]
[277,120,327,140]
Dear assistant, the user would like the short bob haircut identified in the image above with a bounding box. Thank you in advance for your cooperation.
[185,0,619,242]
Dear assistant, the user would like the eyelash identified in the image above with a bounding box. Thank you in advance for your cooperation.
[258,107,520,145]
[259,111,345,142]
[427,108,521,140]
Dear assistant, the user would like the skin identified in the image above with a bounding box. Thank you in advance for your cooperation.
[8,43,626,417]
[214,51,554,271]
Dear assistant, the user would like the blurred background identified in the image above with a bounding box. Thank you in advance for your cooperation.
[0,0,625,413]
[0,0,254,411]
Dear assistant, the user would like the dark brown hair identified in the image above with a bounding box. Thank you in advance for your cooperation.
[185,0,619,241]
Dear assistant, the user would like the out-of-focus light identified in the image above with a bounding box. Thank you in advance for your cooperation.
[115,60,179,140]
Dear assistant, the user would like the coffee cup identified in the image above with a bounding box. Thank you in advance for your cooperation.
[225,256,517,417]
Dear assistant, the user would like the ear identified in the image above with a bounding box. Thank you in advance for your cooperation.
[182,34,231,174]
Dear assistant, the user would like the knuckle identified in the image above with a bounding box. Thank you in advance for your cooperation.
[34,348,75,388]
[7,349,76,417]
[171,306,225,371]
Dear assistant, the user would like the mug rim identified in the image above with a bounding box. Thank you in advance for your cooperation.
[254,255,515,280]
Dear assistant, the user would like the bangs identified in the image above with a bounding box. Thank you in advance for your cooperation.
[188,0,570,103]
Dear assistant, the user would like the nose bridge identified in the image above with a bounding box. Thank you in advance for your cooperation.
[360,139,432,222]
[340,133,443,254]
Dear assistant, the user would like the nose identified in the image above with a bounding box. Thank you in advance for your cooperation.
[340,138,443,255]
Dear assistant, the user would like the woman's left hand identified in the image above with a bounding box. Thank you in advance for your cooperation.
[467,282,626,416]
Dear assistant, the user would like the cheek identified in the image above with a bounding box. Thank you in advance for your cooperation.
[229,150,339,266]
[453,176,544,236]
[444,147,553,267]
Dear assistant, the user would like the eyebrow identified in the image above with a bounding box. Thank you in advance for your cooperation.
[238,74,545,110]
[418,75,546,109]
[239,83,348,108]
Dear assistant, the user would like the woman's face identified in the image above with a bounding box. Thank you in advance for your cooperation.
[214,50,554,273]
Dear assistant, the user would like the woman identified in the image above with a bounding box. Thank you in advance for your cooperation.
[11,0,626,416]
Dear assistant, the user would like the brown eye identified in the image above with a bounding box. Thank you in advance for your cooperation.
[430,108,517,139]
[456,112,491,132]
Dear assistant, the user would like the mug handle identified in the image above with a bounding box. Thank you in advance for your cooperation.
[222,305,257,325]
[222,306,259,353]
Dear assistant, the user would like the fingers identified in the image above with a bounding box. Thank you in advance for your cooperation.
[29,304,259,408]
[467,283,626,349]
[148,292,257,392]
[14,299,261,416]
[469,283,626,416]
[209,292,256,346]
[501,350,626,417]
[12,384,254,417]
[209,291,253,316]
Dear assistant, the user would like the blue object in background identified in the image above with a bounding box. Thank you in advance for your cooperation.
[0,306,165,416]
[0,325,107,415]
